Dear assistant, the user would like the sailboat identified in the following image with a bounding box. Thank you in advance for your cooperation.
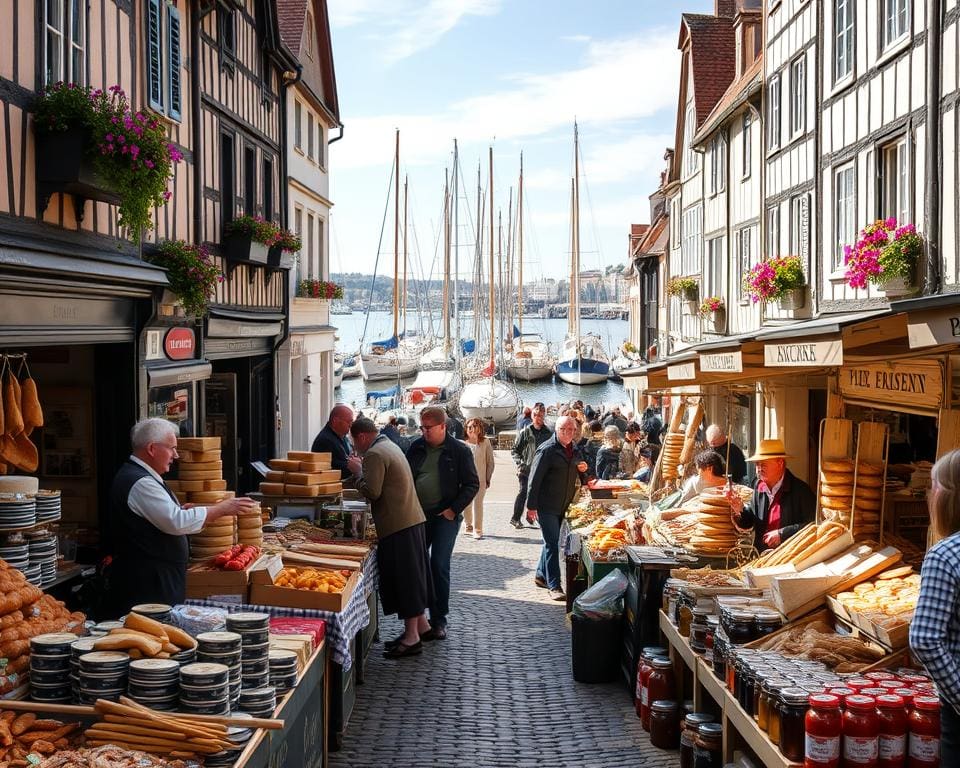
[458,148,520,426]
[505,154,554,382]
[555,124,610,385]
[360,130,420,382]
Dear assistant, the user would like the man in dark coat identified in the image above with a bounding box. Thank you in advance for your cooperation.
[510,403,552,529]
[728,439,816,552]
[706,424,748,484]
[406,406,480,639]
[311,404,357,485]
[525,416,589,601]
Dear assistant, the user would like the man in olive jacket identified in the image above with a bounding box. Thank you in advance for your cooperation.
[406,406,479,639]
[525,415,589,600]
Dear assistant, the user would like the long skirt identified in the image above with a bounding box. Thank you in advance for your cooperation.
[377,522,433,620]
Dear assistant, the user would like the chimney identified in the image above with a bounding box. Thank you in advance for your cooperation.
[715,0,736,17]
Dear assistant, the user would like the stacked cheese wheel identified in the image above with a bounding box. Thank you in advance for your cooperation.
[688,488,741,555]
[660,433,684,483]
[168,437,234,506]
[237,503,263,547]
[819,457,884,538]
[259,450,342,497]
[188,514,236,562]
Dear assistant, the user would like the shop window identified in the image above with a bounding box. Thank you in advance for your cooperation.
[148,384,196,437]
[882,0,909,51]
[244,146,256,215]
[834,163,856,269]
[767,75,781,151]
[834,0,854,82]
[880,137,910,224]
[220,133,235,229]
[44,0,85,86]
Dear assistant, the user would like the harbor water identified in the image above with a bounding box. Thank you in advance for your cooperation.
[332,311,631,413]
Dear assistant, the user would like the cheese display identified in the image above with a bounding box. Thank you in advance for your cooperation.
[259,451,341,497]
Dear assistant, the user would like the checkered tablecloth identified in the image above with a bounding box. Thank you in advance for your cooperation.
[185,569,371,670]
[362,548,379,595]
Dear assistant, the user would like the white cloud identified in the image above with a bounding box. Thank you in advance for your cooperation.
[327,0,501,62]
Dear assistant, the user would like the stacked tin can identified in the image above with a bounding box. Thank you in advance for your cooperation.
[225,613,271,690]
[197,631,243,712]
[179,662,230,715]
[29,632,77,703]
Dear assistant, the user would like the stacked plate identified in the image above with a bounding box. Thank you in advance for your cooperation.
[21,562,42,586]
[238,686,276,719]
[70,637,98,702]
[225,613,271,691]
[197,632,242,711]
[0,495,36,530]
[172,645,197,665]
[180,663,230,716]
[35,490,61,523]
[268,649,298,693]
[27,533,58,585]
[131,603,173,624]
[204,718,254,768]
[128,658,180,711]
[90,620,123,637]
[30,633,77,704]
[77,651,131,704]
[0,542,28,571]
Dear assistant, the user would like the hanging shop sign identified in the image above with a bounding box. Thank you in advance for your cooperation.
[667,362,696,381]
[907,308,960,349]
[164,327,196,361]
[839,358,944,409]
[764,340,843,367]
[699,350,743,373]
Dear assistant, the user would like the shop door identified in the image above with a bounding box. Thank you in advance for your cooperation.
[204,373,238,492]
[249,358,274,485]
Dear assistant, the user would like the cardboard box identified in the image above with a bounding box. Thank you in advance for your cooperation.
[185,583,249,601]
[249,568,360,612]
[187,553,281,587]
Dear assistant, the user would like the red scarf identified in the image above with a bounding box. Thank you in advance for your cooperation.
[758,481,783,533]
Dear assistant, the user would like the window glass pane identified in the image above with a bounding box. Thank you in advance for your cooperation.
[70,0,81,39]
[46,31,61,84]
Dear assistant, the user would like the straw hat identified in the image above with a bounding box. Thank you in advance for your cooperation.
[746,438,791,462]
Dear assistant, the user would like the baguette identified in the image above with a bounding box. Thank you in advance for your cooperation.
[93,632,163,657]
[108,626,169,644]
[158,622,196,651]
[124,612,169,638]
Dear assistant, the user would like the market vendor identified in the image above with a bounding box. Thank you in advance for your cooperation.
[311,404,358,486]
[706,424,747,484]
[678,450,728,503]
[726,439,815,552]
[107,418,258,613]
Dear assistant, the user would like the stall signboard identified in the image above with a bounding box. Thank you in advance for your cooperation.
[667,362,696,381]
[164,327,196,360]
[700,350,743,373]
[268,645,325,768]
[839,358,944,410]
[764,340,843,367]
[907,307,960,348]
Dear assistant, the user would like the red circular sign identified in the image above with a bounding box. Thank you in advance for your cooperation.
[164,327,196,360]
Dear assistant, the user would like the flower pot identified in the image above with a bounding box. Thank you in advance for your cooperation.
[776,287,806,311]
[681,299,698,317]
[267,246,296,270]
[703,309,725,333]
[878,275,916,298]
[222,232,270,264]
[35,127,122,214]
[680,286,698,302]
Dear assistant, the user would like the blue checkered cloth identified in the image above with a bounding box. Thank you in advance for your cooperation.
[910,531,960,710]
[186,568,371,671]
[362,547,379,595]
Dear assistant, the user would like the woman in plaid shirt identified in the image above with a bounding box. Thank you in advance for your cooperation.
[910,450,960,760]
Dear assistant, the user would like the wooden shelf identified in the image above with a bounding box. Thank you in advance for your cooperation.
[696,656,726,704]
[658,611,696,672]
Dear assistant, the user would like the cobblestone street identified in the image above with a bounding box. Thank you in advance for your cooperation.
[331,451,680,768]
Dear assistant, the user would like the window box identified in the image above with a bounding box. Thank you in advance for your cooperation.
[703,309,726,333]
[776,287,806,311]
[267,245,296,270]
[878,276,917,299]
[35,126,121,215]
[222,231,269,264]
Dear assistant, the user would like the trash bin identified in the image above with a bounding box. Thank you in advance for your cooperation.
[571,613,621,683]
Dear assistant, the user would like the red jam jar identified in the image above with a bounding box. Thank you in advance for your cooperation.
[907,696,940,767]
[843,695,880,767]
[804,693,842,768]
[867,672,899,682]
[876,694,907,768]
[645,658,675,732]
[880,681,906,692]
[828,688,857,709]
[847,679,875,692]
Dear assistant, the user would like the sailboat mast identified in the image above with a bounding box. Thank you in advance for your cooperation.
[403,174,408,337]
[568,177,575,338]
[506,188,513,344]
[443,168,451,353]
[498,209,504,354]
[393,130,400,341]
[488,147,495,370]
[518,153,524,337]
[573,122,581,342]
[453,140,460,362]
[475,163,482,346]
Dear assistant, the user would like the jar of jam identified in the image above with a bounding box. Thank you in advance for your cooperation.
[867,672,899,682]
[727,609,756,645]
[641,653,669,731]
[680,727,696,768]
[650,700,680,750]
[739,665,757,714]
[663,578,682,616]
[693,722,723,768]
[901,675,930,687]
[677,592,695,637]
[755,612,783,638]
[763,678,792,738]
[637,647,665,723]
[779,686,810,762]
[907,696,940,767]
[712,630,728,681]
[895,689,917,712]
[805,693,842,768]
[647,657,676,723]
[876,694,907,768]
[879,680,905,692]
[828,687,857,709]
[705,616,719,663]
[847,678,876,692]
[752,667,776,720]
[843,694,880,767]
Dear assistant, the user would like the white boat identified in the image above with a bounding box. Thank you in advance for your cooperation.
[330,303,352,315]
[458,376,519,426]
[505,334,554,381]
[404,369,461,409]
[341,356,361,379]
[420,344,455,370]
[333,357,344,388]
[359,347,419,381]
[555,123,610,386]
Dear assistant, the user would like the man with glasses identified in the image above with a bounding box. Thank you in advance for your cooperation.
[525,415,589,601]
[406,406,479,639]
[510,402,552,530]
[311,404,358,486]
[107,418,258,612]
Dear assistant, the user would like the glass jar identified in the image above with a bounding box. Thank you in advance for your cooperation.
[876,694,907,768]
[712,629,727,681]
[647,657,676,726]
[843,694,880,767]
[767,680,791,745]
[895,689,917,712]
[650,700,680,750]
[752,667,776,721]
[725,647,737,691]
[754,612,783,638]
[805,693,842,768]
[778,686,810,762]
[828,687,857,709]
[907,696,940,767]
[637,647,665,725]
[680,727,696,768]
[846,678,874,692]
[739,665,757,714]
[726,609,756,645]
[693,722,723,768]
[678,592,695,637]
[663,578,683,616]
[867,672,898,683]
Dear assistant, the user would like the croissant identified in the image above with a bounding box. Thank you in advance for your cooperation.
[19,377,42,435]
[2,372,22,437]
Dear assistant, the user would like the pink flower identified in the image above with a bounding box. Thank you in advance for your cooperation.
[163,191,172,201]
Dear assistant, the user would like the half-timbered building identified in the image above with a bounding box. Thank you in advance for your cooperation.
[275,0,341,455]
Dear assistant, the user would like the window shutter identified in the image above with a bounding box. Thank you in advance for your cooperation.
[167,4,182,121]
[147,0,163,111]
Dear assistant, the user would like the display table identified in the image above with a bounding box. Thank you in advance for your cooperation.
[657,610,703,711]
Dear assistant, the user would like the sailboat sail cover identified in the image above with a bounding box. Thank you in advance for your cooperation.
[370,335,399,350]
[461,339,476,354]
[367,384,401,399]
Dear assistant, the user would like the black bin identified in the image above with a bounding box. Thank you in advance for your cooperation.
[571,613,621,683]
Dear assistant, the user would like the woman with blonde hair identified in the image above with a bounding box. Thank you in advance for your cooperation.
[910,449,960,755]
[462,418,495,539]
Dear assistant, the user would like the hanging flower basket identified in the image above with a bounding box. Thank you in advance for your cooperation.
[843,218,922,297]
[146,240,224,317]
[743,255,806,304]
[776,287,806,311]
[667,276,698,303]
[699,297,726,332]
[297,280,343,300]
[268,228,301,268]
[223,215,282,264]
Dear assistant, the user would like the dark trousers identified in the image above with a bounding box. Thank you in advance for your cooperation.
[535,511,563,590]
[942,698,960,768]
[512,472,529,524]
[425,512,461,628]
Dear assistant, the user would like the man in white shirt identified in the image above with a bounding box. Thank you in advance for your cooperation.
[107,418,257,613]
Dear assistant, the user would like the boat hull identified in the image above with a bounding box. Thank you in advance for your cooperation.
[505,360,554,381]
[555,357,610,385]
[359,352,419,381]
[458,379,519,426]
[333,365,344,389]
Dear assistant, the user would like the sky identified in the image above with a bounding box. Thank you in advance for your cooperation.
[326,0,714,282]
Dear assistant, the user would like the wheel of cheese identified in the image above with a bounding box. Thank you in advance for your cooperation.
[0,475,39,494]
[288,450,332,462]
[820,470,854,485]
[317,482,343,495]
[265,471,287,483]
[855,474,884,489]
[190,544,235,558]
[298,461,332,472]
[285,484,320,497]
[177,437,221,451]
[190,534,235,548]
[857,461,884,477]
[822,458,855,472]
[259,482,285,495]
[177,460,223,472]
[175,480,206,492]
[201,518,236,532]
[178,469,223,481]
[854,486,883,501]
[821,483,855,498]
[188,491,228,504]
[269,459,301,471]
[186,450,222,463]
[237,517,262,530]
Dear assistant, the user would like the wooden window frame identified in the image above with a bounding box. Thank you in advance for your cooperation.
[243,144,257,216]
[834,0,855,84]
[834,162,857,270]
[220,131,236,232]
[44,0,86,87]
[218,3,236,73]
[741,112,752,179]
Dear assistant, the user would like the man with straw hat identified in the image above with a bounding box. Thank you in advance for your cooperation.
[727,438,816,552]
